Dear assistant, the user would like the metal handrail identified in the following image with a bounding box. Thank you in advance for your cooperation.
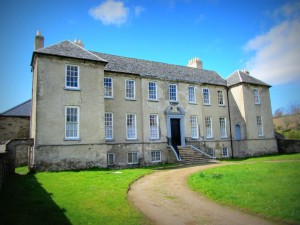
[167,137,181,161]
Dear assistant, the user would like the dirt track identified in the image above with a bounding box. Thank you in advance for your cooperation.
[128,162,284,225]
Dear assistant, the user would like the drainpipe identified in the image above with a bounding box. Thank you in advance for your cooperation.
[226,87,234,158]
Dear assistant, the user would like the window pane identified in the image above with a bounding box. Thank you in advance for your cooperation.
[66,65,79,88]
[127,114,136,139]
[218,91,224,105]
[126,80,135,99]
[104,77,113,97]
[169,84,177,101]
[205,116,212,138]
[66,107,79,139]
[190,116,198,138]
[148,82,157,100]
[150,114,159,139]
[219,117,227,138]
[188,86,195,103]
[203,88,210,104]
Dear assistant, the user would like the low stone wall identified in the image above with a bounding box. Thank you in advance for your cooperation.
[277,139,300,154]
[33,142,175,171]
[0,116,30,142]
[232,138,277,158]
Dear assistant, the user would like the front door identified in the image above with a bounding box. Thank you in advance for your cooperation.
[171,118,181,146]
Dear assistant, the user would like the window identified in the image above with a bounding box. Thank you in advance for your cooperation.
[151,151,161,162]
[128,152,138,164]
[218,90,224,105]
[257,116,264,136]
[219,117,227,138]
[107,153,115,165]
[202,88,210,105]
[126,113,137,139]
[190,116,199,138]
[205,116,213,138]
[104,77,113,98]
[235,124,242,140]
[188,86,196,103]
[65,65,79,89]
[65,106,79,139]
[126,80,135,99]
[253,88,260,104]
[222,147,229,157]
[149,114,159,139]
[169,84,177,102]
[148,81,157,100]
[105,113,113,140]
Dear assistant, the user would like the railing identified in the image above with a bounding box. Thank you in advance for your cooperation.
[186,139,215,158]
[167,137,181,161]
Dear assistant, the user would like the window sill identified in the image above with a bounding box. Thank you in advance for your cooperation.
[127,162,139,165]
[64,138,80,141]
[126,138,138,141]
[64,87,80,91]
[105,139,115,142]
[189,102,197,105]
[149,138,160,141]
[104,96,114,99]
[218,105,226,107]
[203,103,211,106]
[125,98,137,101]
[148,99,159,102]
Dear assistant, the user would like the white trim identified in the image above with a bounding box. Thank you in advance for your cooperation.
[148,81,158,100]
[125,79,136,100]
[257,115,264,136]
[205,116,213,138]
[188,86,196,103]
[151,150,162,162]
[104,77,113,98]
[217,90,225,106]
[253,88,261,104]
[65,106,80,140]
[190,115,199,139]
[222,147,229,158]
[219,117,227,138]
[105,112,114,140]
[126,113,137,140]
[65,64,80,90]
[149,114,159,140]
[202,88,210,105]
[127,152,138,164]
[169,84,178,102]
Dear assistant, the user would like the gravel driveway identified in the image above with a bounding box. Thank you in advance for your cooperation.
[128,163,284,225]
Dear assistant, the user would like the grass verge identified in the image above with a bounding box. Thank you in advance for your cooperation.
[0,168,153,225]
[188,159,300,224]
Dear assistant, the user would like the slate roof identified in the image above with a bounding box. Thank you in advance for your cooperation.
[226,70,271,87]
[1,100,31,117]
[32,40,107,64]
[93,52,227,86]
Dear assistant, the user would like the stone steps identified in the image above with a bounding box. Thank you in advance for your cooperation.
[178,146,211,164]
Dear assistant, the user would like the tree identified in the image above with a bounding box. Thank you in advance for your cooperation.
[274,107,285,117]
[289,103,300,115]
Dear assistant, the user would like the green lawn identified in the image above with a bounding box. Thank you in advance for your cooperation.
[188,155,300,224]
[0,168,153,225]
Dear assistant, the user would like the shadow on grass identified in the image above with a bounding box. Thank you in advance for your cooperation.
[0,173,71,225]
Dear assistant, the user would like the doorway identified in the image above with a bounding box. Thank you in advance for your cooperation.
[171,118,181,146]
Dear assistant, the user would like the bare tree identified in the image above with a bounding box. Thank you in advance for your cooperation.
[289,103,300,115]
[274,107,285,117]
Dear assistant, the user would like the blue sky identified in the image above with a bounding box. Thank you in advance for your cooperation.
[0,0,299,114]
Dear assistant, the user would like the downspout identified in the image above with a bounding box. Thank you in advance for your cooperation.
[226,87,234,158]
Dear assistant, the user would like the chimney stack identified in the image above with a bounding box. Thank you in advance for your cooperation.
[74,39,84,48]
[34,30,44,50]
[242,68,249,74]
[187,57,202,69]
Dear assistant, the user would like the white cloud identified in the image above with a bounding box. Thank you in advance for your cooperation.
[244,3,300,85]
[89,0,129,26]
[89,0,144,26]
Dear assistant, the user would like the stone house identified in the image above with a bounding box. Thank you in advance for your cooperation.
[30,32,277,171]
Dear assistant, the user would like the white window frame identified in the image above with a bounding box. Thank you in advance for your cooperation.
[105,112,113,140]
[190,116,199,139]
[202,88,210,105]
[219,117,227,138]
[128,152,138,164]
[169,84,178,102]
[205,116,213,138]
[188,86,196,103]
[254,88,260,104]
[218,90,224,106]
[65,65,80,90]
[65,106,80,140]
[151,151,162,162]
[126,113,137,140]
[107,153,115,165]
[222,147,229,158]
[104,77,113,98]
[257,116,264,136]
[148,81,157,100]
[149,114,159,140]
[125,80,135,99]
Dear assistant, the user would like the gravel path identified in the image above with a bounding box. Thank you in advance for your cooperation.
[128,162,284,225]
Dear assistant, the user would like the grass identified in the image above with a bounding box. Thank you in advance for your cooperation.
[221,152,300,162]
[0,167,153,225]
[188,156,300,224]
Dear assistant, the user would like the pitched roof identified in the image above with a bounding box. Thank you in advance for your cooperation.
[93,52,227,86]
[226,70,270,87]
[1,100,31,117]
[32,40,107,64]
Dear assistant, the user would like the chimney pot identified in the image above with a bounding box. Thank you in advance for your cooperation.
[187,57,203,69]
[34,30,44,50]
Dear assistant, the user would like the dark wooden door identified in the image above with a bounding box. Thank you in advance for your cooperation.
[171,119,181,146]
